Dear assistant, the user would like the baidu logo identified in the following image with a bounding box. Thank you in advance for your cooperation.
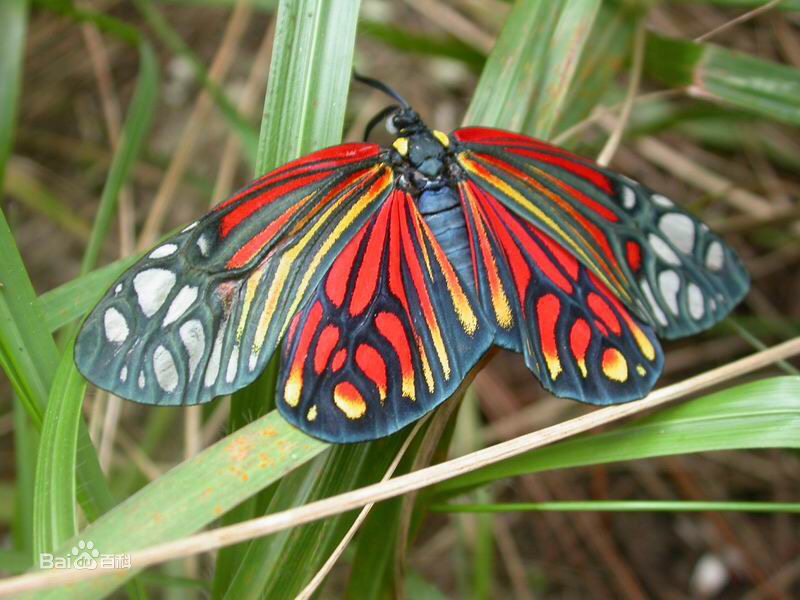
[39,539,131,570]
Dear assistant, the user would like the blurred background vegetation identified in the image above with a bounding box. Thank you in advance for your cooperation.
[1,0,799,598]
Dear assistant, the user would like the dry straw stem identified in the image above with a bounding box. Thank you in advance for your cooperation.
[2,336,800,597]
[596,21,645,168]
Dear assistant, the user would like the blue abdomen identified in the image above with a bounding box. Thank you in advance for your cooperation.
[417,187,474,291]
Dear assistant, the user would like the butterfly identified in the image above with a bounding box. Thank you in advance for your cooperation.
[75,75,749,443]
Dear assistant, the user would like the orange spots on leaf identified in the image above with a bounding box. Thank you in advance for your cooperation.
[225,437,253,462]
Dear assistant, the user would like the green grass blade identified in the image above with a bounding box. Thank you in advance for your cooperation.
[464,0,602,138]
[35,411,327,599]
[0,208,56,426]
[37,254,141,333]
[12,401,37,559]
[556,2,639,136]
[80,42,158,274]
[524,0,601,138]
[256,0,361,170]
[432,501,800,513]
[0,0,28,188]
[4,163,91,241]
[645,34,800,127]
[32,338,84,556]
[434,377,800,496]
[463,1,561,130]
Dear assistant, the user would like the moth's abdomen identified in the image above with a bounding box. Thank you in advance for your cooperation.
[418,187,474,290]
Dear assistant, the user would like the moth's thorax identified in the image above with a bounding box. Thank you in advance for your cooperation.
[391,127,456,192]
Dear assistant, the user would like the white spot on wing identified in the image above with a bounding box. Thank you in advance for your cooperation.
[641,280,668,326]
[149,244,178,259]
[225,346,239,383]
[153,345,179,392]
[138,371,146,389]
[652,194,674,207]
[705,241,724,271]
[659,213,695,254]
[659,270,681,315]
[114,283,122,295]
[649,234,681,266]
[688,283,704,320]
[120,366,128,382]
[196,235,210,256]
[248,351,259,372]
[134,269,176,317]
[162,285,198,327]
[623,186,636,209]
[104,308,129,343]
[179,320,205,380]
[204,325,225,387]
[182,221,198,232]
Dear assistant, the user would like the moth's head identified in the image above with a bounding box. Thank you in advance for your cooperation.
[385,108,424,136]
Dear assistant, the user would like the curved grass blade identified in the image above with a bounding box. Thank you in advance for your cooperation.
[35,412,327,599]
[37,254,141,333]
[645,34,800,127]
[434,377,800,497]
[32,338,84,556]
[464,0,602,138]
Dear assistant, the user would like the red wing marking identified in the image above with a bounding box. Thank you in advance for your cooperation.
[536,294,562,380]
[355,344,388,402]
[325,228,367,308]
[220,171,330,237]
[284,300,323,407]
[314,325,340,374]
[375,311,415,400]
[626,241,642,272]
[602,348,628,382]
[217,143,381,212]
[331,348,347,372]
[587,293,621,336]
[333,382,367,419]
[350,201,390,316]
[569,319,591,378]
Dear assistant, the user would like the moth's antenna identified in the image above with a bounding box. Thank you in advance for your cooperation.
[363,104,400,141]
[353,71,410,108]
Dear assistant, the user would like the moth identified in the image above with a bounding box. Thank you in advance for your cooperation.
[75,75,749,443]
